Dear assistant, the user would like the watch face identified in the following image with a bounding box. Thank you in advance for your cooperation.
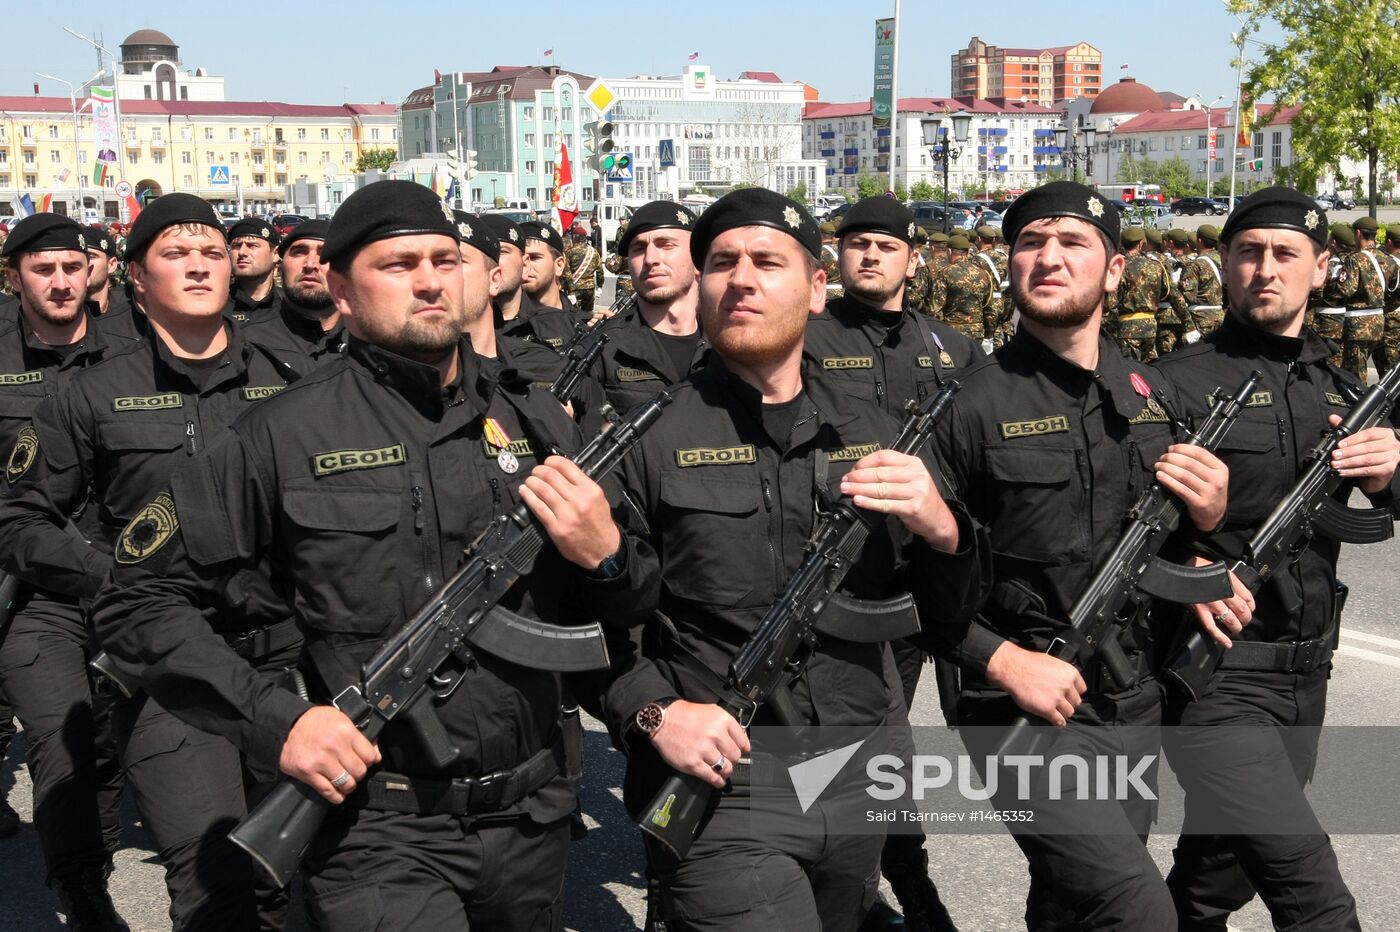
[637,703,665,734]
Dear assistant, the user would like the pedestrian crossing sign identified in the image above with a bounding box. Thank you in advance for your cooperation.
[209,165,231,185]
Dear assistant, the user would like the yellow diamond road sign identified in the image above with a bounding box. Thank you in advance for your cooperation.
[586,80,616,116]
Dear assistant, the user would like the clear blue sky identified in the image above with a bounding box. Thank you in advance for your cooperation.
[3,1,1284,108]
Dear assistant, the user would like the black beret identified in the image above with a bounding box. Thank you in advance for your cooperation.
[124,193,225,262]
[836,196,916,245]
[227,217,280,247]
[82,225,117,257]
[451,210,500,263]
[479,213,524,251]
[618,201,697,254]
[277,219,329,256]
[1002,181,1121,253]
[1217,186,1328,249]
[519,221,563,255]
[688,188,820,267]
[1,213,87,258]
[321,180,461,264]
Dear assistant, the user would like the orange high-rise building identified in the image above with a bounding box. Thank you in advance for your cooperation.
[952,37,1102,106]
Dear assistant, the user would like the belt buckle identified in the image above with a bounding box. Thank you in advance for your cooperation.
[465,770,509,814]
[1294,640,1319,672]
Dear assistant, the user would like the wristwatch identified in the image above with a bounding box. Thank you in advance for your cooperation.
[635,697,678,737]
[589,541,627,580]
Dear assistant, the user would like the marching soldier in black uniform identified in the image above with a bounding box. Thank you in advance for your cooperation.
[0,194,302,931]
[589,201,709,411]
[225,218,282,326]
[492,219,576,350]
[931,182,1250,931]
[241,219,346,377]
[81,225,145,343]
[1152,187,1399,932]
[0,214,129,930]
[89,181,657,931]
[800,195,979,932]
[603,188,983,932]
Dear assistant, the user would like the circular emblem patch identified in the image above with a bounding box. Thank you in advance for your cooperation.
[6,426,39,482]
[115,493,180,565]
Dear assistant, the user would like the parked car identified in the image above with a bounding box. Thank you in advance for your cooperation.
[1124,204,1174,230]
[1172,197,1228,216]
[269,213,310,237]
[908,201,969,233]
[1316,193,1355,210]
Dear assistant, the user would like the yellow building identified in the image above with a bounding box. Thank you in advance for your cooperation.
[1,29,396,220]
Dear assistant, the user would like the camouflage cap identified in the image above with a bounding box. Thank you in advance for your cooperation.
[1352,216,1380,235]
[1196,224,1220,245]
[819,221,838,235]
[930,232,950,245]
[946,234,973,251]
[1144,228,1164,245]
[1167,228,1192,245]
[1332,226,1356,248]
[1121,226,1146,245]
[974,225,996,241]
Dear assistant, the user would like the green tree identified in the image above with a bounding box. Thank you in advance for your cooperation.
[355,147,397,173]
[856,173,885,199]
[787,181,809,205]
[893,183,909,202]
[909,179,937,201]
[1229,0,1400,217]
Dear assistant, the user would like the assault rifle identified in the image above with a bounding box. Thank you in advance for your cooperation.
[1164,363,1400,700]
[231,391,672,885]
[549,291,638,405]
[990,371,1261,761]
[637,381,960,858]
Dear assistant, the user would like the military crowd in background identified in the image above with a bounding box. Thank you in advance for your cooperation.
[0,176,1397,932]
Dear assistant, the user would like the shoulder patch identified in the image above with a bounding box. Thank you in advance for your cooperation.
[243,386,285,401]
[821,356,873,370]
[113,393,182,412]
[998,415,1071,440]
[115,493,180,565]
[675,445,756,467]
[483,438,536,458]
[1128,407,1170,425]
[312,443,407,477]
[829,442,882,462]
[616,367,662,382]
[1324,392,1349,408]
[7,426,39,482]
[0,370,44,386]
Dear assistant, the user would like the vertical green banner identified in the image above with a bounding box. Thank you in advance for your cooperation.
[873,18,896,130]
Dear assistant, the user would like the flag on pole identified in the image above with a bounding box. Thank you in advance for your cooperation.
[552,142,579,232]
[124,193,142,221]
[38,195,53,213]
[16,194,36,218]
[58,168,71,183]
[542,48,554,58]
[1236,95,1255,148]
[93,160,111,186]
[688,50,700,61]
[1246,157,1264,171]
[1119,63,1129,70]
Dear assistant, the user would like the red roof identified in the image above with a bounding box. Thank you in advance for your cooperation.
[0,95,395,118]
[1112,103,1297,133]
[805,96,1062,119]
[739,71,783,83]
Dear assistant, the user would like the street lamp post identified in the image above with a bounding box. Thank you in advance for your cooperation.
[35,73,83,219]
[64,28,124,221]
[1195,94,1226,199]
[921,110,972,232]
[1053,118,1097,184]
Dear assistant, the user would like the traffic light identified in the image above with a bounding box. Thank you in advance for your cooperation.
[585,120,617,172]
[612,152,632,176]
[464,149,478,176]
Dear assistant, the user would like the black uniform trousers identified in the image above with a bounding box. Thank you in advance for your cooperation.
[1163,669,1359,931]
[303,806,571,932]
[0,593,123,878]
[111,640,300,932]
[959,681,1175,932]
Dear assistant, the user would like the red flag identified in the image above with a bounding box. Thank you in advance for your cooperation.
[124,193,143,221]
[552,142,578,231]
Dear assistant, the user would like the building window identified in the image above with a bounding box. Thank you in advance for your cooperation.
[297,128,306,140]
[128,151,139,165]
[343,151,353,163]
[183,175,193,186]
[544,133,555,148]
[525,160,536,173]
[253,153,264,166]
[205,127,214,141]
[25,174,37,187]
[49,150,61,163]
[523,106,534,120]
[1166,136,1175,150]
[229,128,237,140]
[321,128,329,140]
[181,151,192,163]
[370,128,380,141]
[254,174,265,187]
[689,145,711,181]
[1271,131,1282,167]
[180,127,191,142]
[152,151,164,165]
[1197,135,1208,149]
[524,133,535,148]
[1253,131,1264,159]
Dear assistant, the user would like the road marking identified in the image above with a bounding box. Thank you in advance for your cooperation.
[1339,628,1400,651]
[1336,644,1400,670]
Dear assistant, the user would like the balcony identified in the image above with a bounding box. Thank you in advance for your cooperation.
[1033,128,1055,137]
[149,139,166,150]
[819,131,835,140]
[1033,146,1059,155]
[842,147,859,156]
[819,149,835,157]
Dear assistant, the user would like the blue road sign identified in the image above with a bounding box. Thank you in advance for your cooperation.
[658,139,675,169]
[209,165,231,185]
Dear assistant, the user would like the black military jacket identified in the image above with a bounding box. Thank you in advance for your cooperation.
[239,290,347,378]
[1153,314,1400,645]
[803,294,982,414]
[494,292,577,350]
[604,357,982,796]
[225,283,282,327]
[0,313,119,463]
[589,306,711,412]
[933,328,1184,685]
[88,337,657,813]
[0,322,295,601]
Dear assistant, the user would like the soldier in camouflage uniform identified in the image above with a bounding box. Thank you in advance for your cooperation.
[927,231,951,275]
[1337,216,1389,383]
[1114,225,1171,361]
[924,233,993,346]
[564,225,602,317]
[1382,226,1400,372]
[1140,229,1189,355]
[1310,225,1352,347]
[972,226,1011,347]
[905,227,935,312]
[819,221,843,302]
[603,218,634,304]
[1177,224,1226,343]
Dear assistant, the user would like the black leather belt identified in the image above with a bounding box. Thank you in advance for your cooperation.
[222,619,300,661]
[364,741,565,816]
[1218,637,1333,674]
